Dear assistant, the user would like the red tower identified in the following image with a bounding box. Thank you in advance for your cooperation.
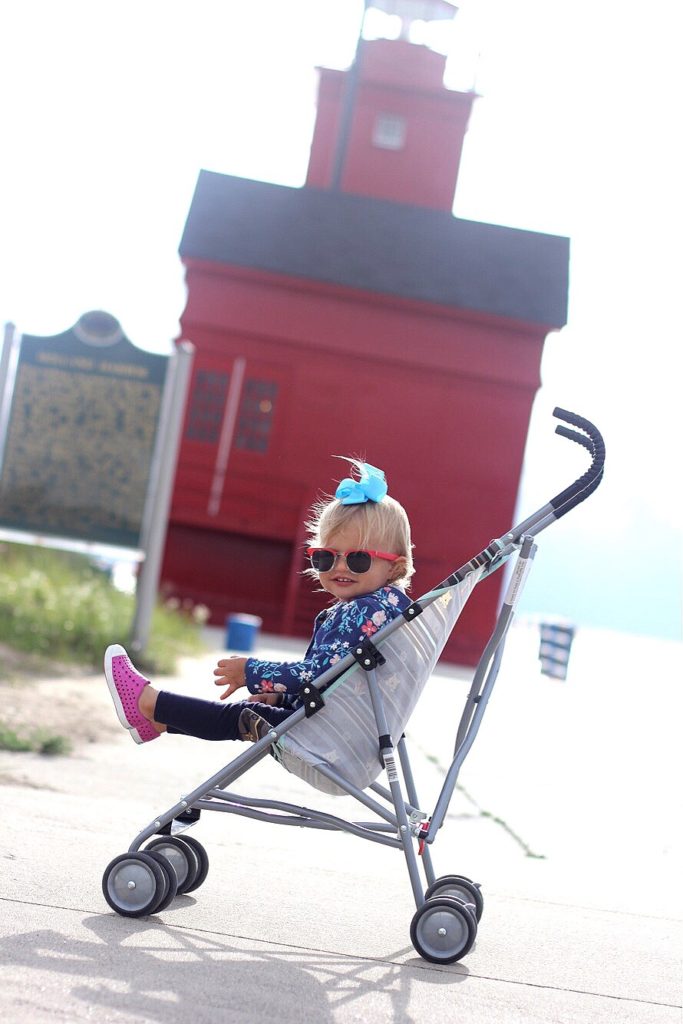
[307,37,475,210]
[163,6,569,664]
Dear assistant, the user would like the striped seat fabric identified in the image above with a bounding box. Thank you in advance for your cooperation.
[275,568,484,795]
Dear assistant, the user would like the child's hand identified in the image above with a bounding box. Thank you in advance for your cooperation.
[213,656,247,700]
[247,693,281,706]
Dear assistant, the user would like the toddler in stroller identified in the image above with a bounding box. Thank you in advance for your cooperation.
[105,460,414,747]
[101,410,604,964]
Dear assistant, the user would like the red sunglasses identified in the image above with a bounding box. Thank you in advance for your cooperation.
[306,547,400,575]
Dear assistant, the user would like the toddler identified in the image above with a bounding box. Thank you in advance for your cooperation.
[104,461,414,745]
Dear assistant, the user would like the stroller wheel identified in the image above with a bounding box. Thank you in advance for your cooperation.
[176,835,210,893]
[424,874,484,922]
[144,850,179,912]
[144,837,200,894]
[410,896,477,964]
[102,852,167,917]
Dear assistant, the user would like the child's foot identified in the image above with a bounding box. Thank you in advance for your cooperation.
[237,706,271,743]
[104,644,160,744]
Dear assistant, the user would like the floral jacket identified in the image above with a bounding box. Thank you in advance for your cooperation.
[244,586,411,708]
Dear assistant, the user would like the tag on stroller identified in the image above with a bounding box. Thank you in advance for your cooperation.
[383,750,399,782]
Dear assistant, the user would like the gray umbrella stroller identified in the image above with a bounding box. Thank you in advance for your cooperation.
[102,409,605,964]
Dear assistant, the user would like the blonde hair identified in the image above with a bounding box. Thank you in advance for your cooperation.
[305,463,415,591]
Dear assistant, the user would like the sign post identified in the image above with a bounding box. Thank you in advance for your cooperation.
[130,340,194,653]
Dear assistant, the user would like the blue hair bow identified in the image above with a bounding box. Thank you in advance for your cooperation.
[335,462,388,505]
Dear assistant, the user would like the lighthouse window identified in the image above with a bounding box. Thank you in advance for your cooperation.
[373,113,407,150]
[185,369,230,443]
[235,378,278,453]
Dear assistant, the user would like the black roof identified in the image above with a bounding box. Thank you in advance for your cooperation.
[179,170,569,328]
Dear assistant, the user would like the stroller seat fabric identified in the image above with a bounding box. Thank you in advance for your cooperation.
[274,567,485,795]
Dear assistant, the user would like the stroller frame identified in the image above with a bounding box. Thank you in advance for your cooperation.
[102,409,605,964]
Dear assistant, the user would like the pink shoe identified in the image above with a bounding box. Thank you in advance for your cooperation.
[104,644,160,745]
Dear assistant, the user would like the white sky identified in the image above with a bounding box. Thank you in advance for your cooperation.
[0,0,681,638]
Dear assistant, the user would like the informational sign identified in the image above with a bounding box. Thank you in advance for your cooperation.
[0,312,168,549]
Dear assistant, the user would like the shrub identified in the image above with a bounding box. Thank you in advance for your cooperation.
[0,726,33,752]
[0,724,72,756]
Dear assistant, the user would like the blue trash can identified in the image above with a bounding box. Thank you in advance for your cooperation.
[225,613,262,652]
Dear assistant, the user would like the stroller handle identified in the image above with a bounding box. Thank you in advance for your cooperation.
[548,407,605,520]
[435,408,605,587]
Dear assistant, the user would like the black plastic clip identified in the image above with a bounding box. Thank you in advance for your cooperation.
[301,681,325,718]
[159,806,201,835]
[378,732,393,767]
[352,639,386,671]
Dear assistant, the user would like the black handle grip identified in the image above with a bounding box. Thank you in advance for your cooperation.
[433,409,605,589]
[549,408,605,519]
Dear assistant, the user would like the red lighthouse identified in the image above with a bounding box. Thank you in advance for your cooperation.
[163,3,569,664]
[307,2,474,210]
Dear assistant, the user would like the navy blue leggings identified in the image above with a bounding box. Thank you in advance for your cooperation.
[154,691,294,741]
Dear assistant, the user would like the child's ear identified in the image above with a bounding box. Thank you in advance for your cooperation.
[388,557,407,582]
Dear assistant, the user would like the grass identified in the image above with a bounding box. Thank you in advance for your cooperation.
[0,541,207,674]
[0,725,71,757]
[0,726,33,753]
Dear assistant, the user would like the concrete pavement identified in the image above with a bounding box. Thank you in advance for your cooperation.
[0,623,680,1022]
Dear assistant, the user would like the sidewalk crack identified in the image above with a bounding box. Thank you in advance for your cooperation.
[413,739,546,859]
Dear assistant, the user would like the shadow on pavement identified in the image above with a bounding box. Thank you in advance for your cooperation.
[0,910,469,1024]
